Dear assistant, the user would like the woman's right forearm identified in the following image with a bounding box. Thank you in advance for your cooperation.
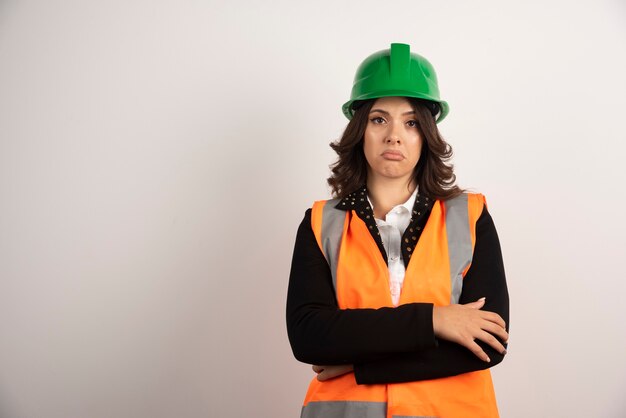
[286,209,437,365]
[287,302,436,365]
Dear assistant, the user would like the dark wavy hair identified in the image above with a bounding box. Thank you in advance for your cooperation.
[327,98,464,201]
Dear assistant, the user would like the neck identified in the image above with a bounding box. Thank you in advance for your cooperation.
[366,175,416,219]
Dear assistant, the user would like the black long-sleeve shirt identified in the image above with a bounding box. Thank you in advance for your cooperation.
[286,192,509,385]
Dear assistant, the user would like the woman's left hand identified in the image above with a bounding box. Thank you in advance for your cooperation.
[312,364,354,381]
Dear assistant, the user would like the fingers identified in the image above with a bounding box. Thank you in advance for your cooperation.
[432,303,509,361]
[464,298,507,331]
[315,367,333,382]
[461,308,509,358]
[481,320,509,344]
[466,340,490,362]
[457,304,509,339]
[313,365,353,381]
[314,365,331,381]
[463,297,486,309]
[317,371,338,382]
[480,310,507,330]
[475,329,507,355]
[459,328,507,362]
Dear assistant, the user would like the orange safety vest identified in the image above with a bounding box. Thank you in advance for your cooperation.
[302,193,499,418]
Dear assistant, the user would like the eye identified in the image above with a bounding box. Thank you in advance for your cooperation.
[370,116,385,124]
[406,120,418,128]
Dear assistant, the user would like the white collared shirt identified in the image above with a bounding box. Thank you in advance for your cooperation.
[367,187,418,306]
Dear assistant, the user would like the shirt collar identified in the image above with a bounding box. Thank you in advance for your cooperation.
[335,184,422,215]
[334,185,370,212]
[368,186,416,215]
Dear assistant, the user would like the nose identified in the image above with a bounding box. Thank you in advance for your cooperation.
[385,123,402,144]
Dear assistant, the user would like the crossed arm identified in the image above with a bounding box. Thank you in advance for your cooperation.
[286,207,509,384]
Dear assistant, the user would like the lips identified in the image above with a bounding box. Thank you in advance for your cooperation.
[381,150,404,160]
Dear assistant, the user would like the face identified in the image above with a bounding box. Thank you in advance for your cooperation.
[363,96,423,185]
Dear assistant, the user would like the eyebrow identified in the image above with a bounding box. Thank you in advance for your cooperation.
[369,109,416,116]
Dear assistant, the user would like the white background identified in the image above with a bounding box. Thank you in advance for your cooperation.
[1,1,625,417]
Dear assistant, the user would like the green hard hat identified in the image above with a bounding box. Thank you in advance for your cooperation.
[342,43,449,123]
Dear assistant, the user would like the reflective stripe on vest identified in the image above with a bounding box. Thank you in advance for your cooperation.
[320,198,343,290]
[444,194,471,304]
[305,193,499,418]
[301,401,386,418]
[313,194,474,304]
[301,401,436,418]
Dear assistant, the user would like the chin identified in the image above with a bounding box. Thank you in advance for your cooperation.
[380,171,410,180]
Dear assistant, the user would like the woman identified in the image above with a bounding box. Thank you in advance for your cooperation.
[287,43,509,418]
